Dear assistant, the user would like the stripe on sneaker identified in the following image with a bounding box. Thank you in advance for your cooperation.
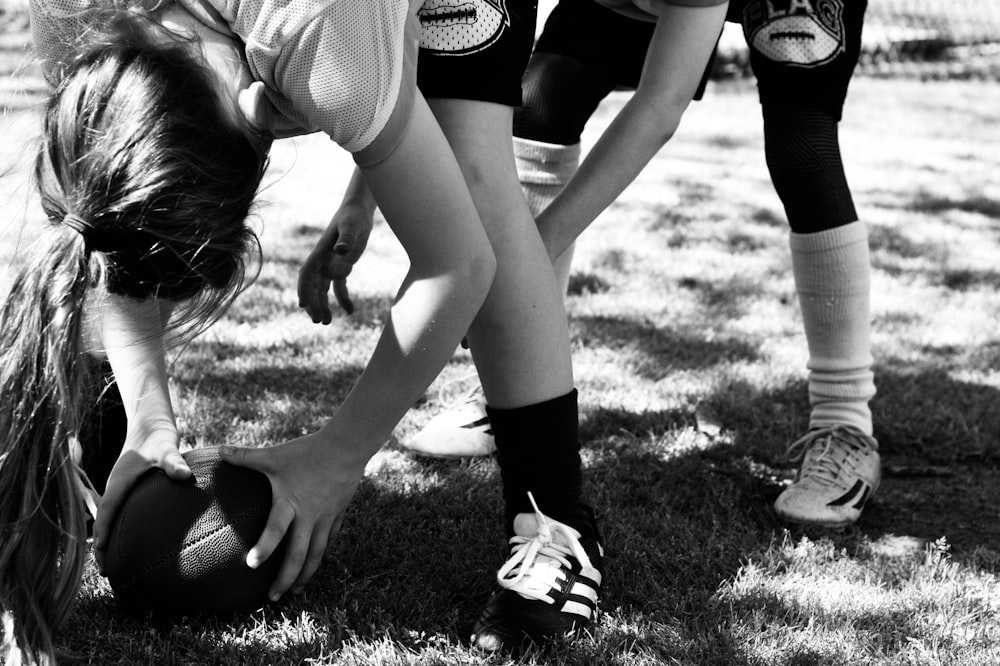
[851,484,872,510]
[555,573,600,619]
[560,599,595,618]
[569,580,599,605]
[461,416,491,432]
[826,480,866,507]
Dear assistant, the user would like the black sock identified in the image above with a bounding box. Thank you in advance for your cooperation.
[486,389,594,539]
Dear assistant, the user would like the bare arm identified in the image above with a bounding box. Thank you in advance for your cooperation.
[537,1,729,258]
[298,166,377,321]
[88,294,192,570]
[324,90,496,457]
[221,91,496,600]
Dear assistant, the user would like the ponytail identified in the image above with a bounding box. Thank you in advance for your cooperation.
[0,227,96,663]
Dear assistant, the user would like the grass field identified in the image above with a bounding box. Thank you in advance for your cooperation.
[2,3,1000,665]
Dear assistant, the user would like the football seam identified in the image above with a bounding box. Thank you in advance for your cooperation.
[113,505,267,587]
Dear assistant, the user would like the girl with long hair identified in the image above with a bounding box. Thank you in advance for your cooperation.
[3,0,496,662]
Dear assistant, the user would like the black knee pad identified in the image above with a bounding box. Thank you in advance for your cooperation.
[514,52,615,146]
[763,104,858,234]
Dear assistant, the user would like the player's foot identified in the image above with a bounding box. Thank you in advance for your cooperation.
[404,390,495,457]
[773,425,881,527]
[471,494,603,652]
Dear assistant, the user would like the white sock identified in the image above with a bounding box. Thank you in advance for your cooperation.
[790,221,876,437]
[514,138,580,295]
[514,137,580,217]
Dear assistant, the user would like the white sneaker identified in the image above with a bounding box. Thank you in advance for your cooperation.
[404,390,495,458]
[774,425,881,527]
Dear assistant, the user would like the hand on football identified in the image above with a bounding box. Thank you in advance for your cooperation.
[92,427,192,573]
[297,204,373,322]
[219,433,365,601]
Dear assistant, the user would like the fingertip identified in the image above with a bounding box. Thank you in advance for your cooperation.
[165,454,193,479]
[168,465,193,480]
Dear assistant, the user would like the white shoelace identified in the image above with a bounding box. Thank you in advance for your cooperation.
[496,493,593,602]
[786,426,870,489]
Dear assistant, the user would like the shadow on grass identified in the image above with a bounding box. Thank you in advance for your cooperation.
[567,271,612,296]
[867,188,1000,225]
[872,362,1000,464]
[335,424,781,665]
[571,314,761,380]
[700,363,1000,560]
[170,361,366,443]
[873,259,1000,290]
[678,274,789,319]
[906,190,1000,219]
[61,359,998,663]
[224,291,396,327]
[864,364,1000,559]
[173,361,361,401]
[868,223,942,260]
[869,221,1000,289]
[720,586,931,663]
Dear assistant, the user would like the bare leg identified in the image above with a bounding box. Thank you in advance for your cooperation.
[428,99,574,409]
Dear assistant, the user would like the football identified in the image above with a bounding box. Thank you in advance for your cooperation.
[103,446,285,617]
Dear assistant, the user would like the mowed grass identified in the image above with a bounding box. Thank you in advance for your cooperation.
[2,29,1000,666]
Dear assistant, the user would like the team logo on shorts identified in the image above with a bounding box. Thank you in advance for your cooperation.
[742,0,846,68]
[418,0,509,55]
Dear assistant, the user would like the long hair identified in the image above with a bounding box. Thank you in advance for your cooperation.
[1,10,268,663]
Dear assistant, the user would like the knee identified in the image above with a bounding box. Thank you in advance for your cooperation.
[514,53,610,146]
[763,104,858,233]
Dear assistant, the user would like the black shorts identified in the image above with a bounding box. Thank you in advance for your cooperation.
[535,0,866,119]
[416,0,538,107]
[734,0,867,120]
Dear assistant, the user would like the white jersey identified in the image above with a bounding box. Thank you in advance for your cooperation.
[29,0,420,165]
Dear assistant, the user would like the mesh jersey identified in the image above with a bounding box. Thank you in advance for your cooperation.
[28,0,419,166]
[597,0,727,22]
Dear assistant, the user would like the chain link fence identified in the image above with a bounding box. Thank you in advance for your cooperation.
[3,0,1000,82]
[863,0,1000,78]
[713,0,1000,80]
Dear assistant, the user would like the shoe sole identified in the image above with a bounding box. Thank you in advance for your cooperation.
[776,513,859,529]
[404,447,495,459]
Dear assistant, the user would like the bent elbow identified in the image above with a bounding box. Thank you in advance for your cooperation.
[632,92,688,148]
[651,108,685,148]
